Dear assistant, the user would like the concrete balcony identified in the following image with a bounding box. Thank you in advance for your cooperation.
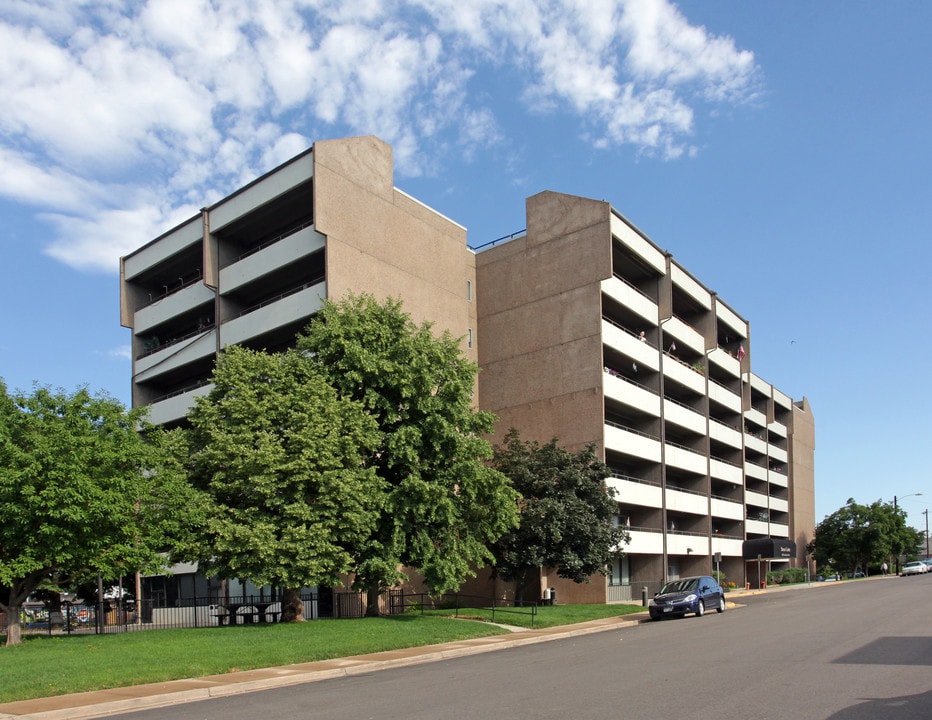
[602,319,661,372]
[708,347,740,378]
[601,277,659,326]
[135,330,216,383]
[210,151,314,231]
[663,357,706,394]
[768,469,788,486]
[709,419,742,449]
[711,536,744,557]
[144,383,213,426]
[134,282,216,334]
[606,476,662,508]
[768,420,787,439]
[220,225,325,294]
[604,373,661,417]
[667,533,709,556]
[746,489,769,509]
[768,445,788,464]
[610,213,667,275]
[770,497,789,514]
[769,472,788,488]
[745,408,767,427]
[710,497,744,521]
[123,217,201,280]
[745,434,767,455]
[770,523,790,537]
[664,398,706,435]
[709,380,741,413]
[221,282,326,348]
[665,444,708,475]
[710,457,743,485]
[745,518,770,536]
[625,529,664,554]
[604,423,662,463]
[665,488,709,516]
[664,316,704,355]
[745,462,767,482]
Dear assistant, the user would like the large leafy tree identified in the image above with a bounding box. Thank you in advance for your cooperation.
[809,498,923,575]
[185,346,384,620]
[489,429,628,603]
[297,294,519,613]
[0,382,197,646]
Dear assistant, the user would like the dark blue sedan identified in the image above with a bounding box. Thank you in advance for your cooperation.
[648,575,726,620]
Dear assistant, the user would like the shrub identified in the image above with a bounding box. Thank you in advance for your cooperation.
[767,567,807,585]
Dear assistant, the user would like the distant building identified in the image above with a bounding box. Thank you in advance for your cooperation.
[120,136,814,603]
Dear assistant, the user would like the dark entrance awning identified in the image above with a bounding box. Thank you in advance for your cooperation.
[742,538,796,560]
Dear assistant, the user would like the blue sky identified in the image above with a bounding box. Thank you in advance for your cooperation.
[2,1,930,531]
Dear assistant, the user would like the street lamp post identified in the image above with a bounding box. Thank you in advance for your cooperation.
[893,493,923,574]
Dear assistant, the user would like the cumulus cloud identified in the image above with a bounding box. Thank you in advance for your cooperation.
[0,0,759,273]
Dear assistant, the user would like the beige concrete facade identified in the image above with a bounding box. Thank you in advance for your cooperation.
[790,397,817,569]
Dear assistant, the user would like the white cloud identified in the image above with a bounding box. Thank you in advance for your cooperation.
[107,345,132,361]
[0,0,759,273]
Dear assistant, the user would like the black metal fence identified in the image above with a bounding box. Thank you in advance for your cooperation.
[2,589,540,637]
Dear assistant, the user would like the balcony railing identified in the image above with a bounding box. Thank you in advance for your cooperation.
[138,269,204,309]
[232,220,315,263]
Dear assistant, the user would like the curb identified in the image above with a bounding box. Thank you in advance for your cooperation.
[0,614,648,720]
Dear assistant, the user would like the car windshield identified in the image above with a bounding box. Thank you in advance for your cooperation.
[660,579,699,594]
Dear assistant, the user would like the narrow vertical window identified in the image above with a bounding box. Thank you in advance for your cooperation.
[466,279,472,301]
[468,328,474,348]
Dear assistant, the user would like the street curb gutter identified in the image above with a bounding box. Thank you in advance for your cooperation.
[0,614,649,720]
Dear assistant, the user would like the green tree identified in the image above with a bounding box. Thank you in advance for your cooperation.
[0,383,197,646]
[488,430,628,604]
[297,294,519,614]
[185,346,385,620]
[809,498,923,576]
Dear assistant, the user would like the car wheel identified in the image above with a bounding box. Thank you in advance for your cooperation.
[717,597,725,614]
[695,600,705,617]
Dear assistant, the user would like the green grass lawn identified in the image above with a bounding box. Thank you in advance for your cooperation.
[0,604,646,704]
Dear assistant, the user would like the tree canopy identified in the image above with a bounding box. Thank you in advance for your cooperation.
[809,498,924,575]
[296,294,519,608]
[184,345,385,618]
[488,429,628,603]
[0,382,197,645]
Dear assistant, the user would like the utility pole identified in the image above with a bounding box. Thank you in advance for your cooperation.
[893,493,923,574]
[924,509,929,559]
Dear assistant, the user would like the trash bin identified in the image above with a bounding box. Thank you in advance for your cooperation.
[549,588,556,606]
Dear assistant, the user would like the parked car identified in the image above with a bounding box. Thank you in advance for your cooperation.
[901,561,927,576]
[648,575,726,620]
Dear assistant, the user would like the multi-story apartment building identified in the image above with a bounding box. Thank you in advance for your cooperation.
[473,191,815,601]
[120,136,814,605]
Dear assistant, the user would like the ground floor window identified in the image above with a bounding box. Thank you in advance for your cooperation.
[608,555,630,586]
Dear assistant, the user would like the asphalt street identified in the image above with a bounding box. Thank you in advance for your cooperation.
[91,576,932,720]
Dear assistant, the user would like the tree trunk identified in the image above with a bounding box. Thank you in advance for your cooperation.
[279,588,305,622]
[4,604,23,646]
[365,585,381,617]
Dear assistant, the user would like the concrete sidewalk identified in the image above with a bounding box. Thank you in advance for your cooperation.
[0,578,860,720]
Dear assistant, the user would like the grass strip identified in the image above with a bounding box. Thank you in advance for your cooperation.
[0,604,646,703]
